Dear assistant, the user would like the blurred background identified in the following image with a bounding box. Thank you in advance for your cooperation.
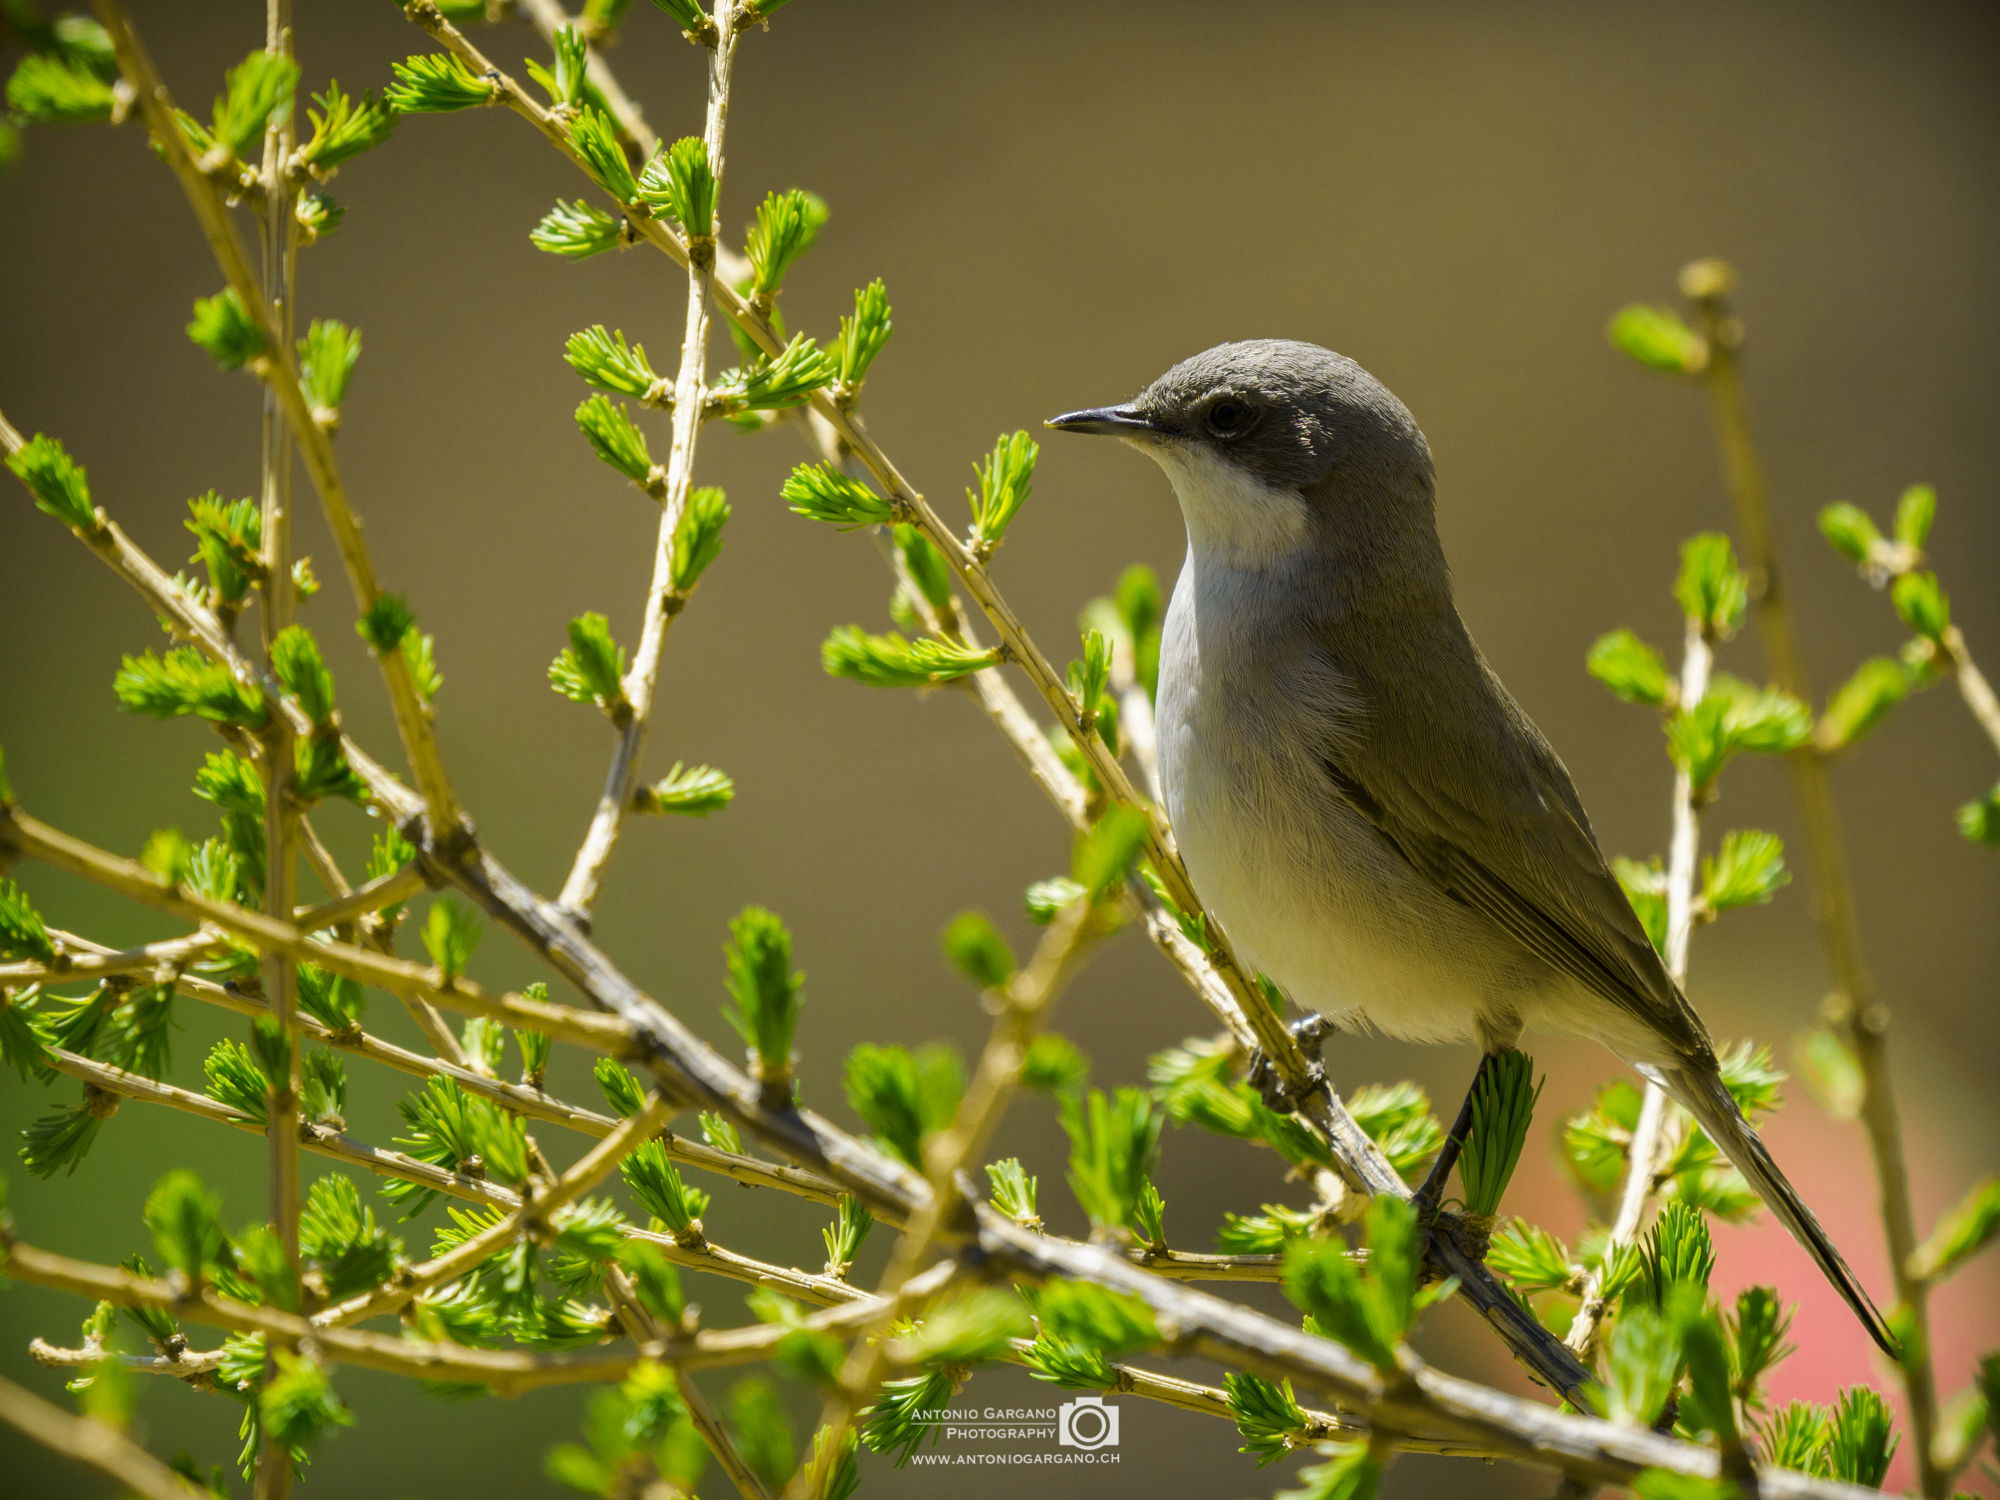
[2,1,1996,1495]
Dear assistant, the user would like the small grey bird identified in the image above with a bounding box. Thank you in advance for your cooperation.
[1048,339,1893,1354]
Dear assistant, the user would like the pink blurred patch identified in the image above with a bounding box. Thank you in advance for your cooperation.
[1465,1041,1999,1496]
[1719,1103,1999,1496]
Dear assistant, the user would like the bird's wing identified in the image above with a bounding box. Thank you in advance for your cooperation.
[1314,638,1708,1055]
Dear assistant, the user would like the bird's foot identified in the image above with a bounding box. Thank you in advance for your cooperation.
[1246,1012,1335,1112]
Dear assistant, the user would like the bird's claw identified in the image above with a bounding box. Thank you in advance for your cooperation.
[1246,1012,1335,1112]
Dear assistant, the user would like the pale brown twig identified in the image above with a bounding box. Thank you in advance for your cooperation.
[1827,515,2000,762]
[0,805,629,1052]
[95,0,463,841]
[251,17,304,1495]
[557,0,740,920]
[0,403,425,834]
[0,930,219,986]
[43,1044,527,1207]
[795,896,1100,1497]
[0,1374,214,1500]
[316,1090,677,1329]
[1941,635,2000,758]
[678,1366,776,1500]
[1568,613,1713,1360]
[4,1239,646,1396]
[293,863,427,933]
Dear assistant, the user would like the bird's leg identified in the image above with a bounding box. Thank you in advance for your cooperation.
[1410,1049,1495,1221]
[1247,1012,1335,1112]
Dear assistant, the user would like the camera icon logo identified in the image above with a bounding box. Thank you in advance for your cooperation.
[1057,1395,1121,1450]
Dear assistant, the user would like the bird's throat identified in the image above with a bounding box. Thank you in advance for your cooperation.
[1144,442,1312,573]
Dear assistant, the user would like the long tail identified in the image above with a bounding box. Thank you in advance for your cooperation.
[1639,1058,1897,1357]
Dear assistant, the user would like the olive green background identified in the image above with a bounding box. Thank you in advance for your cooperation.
[2,1,1996,1496]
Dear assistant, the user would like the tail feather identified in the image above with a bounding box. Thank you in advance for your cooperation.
[1639,1060,1897,1358]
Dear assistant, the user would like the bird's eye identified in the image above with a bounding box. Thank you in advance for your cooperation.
[1204,397,1254,437]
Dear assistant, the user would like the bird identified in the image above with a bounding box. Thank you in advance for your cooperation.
[1046,338,1894,1355]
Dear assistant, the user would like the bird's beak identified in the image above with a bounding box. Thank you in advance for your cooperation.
[1044,404,1161,438]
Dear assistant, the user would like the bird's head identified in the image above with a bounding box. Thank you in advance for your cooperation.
[1048,339,1435,569]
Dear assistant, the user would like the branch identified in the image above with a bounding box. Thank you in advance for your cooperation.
[404,843,1868,1492]
[2,1240,644,1396]
[15,1031,1870,1492]
[0,930,219,986]
[30,1338,225,1382]
[0,1374,214,1500]
[43,1044,534,1207]
[678,1364,776,1500]
[1941,631,2000,758]
[0,805,630,1052]
[293,863,427,932]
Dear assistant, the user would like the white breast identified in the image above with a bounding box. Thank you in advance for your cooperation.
[1154,541,1531,1049]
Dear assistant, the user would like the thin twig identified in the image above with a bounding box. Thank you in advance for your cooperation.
[30,1338,225,1381]
[0,930,219,985]
[1941,632,2000,757]
[0,402,425,834]
[316,1091,677,1329]
[95,0,463,840]
[678,1367,776,1500]
[3,1240,646,1396]
[1831,535,2000,761]
[1568,613,1712,1359]
[43,1044,532,1206]
[0,1374,214,1500]
[557,0,739,920]
[252,10,303,1492]
[294,814,350,909]
[517,0,658,152]
[293,863,426,932]
[797,896,1100,1497]
[0,805,629,1051]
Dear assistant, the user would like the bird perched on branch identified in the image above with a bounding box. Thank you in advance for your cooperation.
[1048,339,1893,1354]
